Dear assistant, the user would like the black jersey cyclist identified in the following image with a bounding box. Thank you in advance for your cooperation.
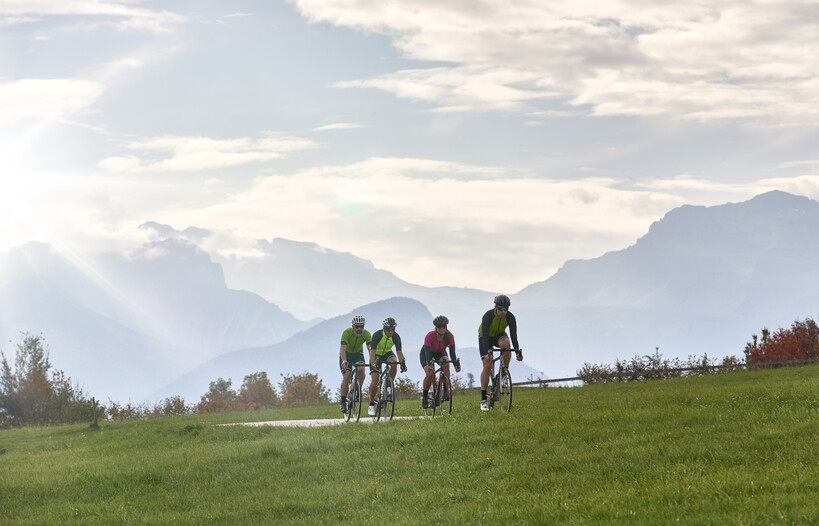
[367,317,407,416]
[478,294,522,411]
[419,315,461,409]
[339,315,372,414]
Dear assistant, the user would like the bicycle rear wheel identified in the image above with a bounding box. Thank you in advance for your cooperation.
[499,367,512,412]
[430,376,440,418]
[383,375,395,421]
[436,374,452,416]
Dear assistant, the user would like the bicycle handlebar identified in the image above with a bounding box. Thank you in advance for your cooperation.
[342,361,369,373]
[490,347,523,353]
[432,357,461,368]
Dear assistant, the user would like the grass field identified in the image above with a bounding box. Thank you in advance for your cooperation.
[2,366,818,524]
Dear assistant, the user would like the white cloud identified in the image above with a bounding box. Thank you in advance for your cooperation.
[313,122,366,131]
[0,78,105,124]
[294,0,819,125]
[99,133,319,173]
[0,0,184,30]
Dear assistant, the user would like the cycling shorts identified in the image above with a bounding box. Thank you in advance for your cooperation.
[420,348,447,368]
[339,351,365,373]
[479,333,509,358]
[374,351,397,370]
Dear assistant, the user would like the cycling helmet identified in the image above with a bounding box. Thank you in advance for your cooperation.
[351,315,365,326]
[433,315,449,326]
[382,317,397,328]
[494,294,511,308]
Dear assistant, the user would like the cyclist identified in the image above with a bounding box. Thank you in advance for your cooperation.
[367,317,408,416]
[339,315,372,414]
[419,315,461,410]
[478,294,522,411]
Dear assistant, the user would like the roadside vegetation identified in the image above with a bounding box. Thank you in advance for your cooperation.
[1,365,817,524]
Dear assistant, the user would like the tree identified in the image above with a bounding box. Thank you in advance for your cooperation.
[197,377,237,413]
[0,333,90,428]
[237,372,277,410]
[393,377,419,398]
[278,372,330,407]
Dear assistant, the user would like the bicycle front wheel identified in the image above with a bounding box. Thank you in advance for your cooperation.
[351,376,362,422]
[344,380,354,423]
[436,374,452,416]
[499,367,512,412]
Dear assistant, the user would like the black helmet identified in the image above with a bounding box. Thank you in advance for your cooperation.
[382,317,397,328]
[433,315,449,326]
[494,294,511,308]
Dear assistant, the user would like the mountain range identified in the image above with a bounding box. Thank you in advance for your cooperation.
[1,190,816,402]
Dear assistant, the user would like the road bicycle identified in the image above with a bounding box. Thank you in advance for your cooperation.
[343,361,368,423]
[371,359,406,422]
[486,347,523,412]
[424,357,460,417]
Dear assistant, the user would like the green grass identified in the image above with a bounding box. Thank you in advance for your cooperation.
[2,366,818,524]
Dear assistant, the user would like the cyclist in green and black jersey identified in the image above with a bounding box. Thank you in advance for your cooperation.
[339,315,372,414]
[478,294,522,411]
[366,317,407,416]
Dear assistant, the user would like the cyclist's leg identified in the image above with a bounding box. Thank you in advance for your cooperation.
[368,369,379,403]
[498,334,513,367]
[421,349,434,391]
[380,351,398,380]
[339,356,351,398]
[479,337,493,391]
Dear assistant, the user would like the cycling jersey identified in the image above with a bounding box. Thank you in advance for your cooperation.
[341,327,372,353]
[421,330,457,363]
[478,309,519,349]
[371,329,402,356]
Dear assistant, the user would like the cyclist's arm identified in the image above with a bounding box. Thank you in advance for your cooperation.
[507,312,520,349]
[448,344,457,363]
[371,330,383,350]
[480,309,494,337]
[393,333,402,352]
[340,342,348,365]
[421,344,432,367]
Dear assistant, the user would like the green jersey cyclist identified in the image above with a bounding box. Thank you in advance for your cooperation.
[367,317,408,417]
[339,315,372,415]
[478,294,522,411]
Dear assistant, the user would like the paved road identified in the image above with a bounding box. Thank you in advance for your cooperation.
[225,416,420,428]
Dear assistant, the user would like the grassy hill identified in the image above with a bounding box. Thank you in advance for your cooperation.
[1,366,817,524]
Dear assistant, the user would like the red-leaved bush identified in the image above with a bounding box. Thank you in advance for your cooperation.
[744,318,819,364]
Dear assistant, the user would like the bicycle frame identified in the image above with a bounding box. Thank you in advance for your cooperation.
[372,359,404,422]
[343,361,368,423]
[486,347,522,412]
[425,358,456,417]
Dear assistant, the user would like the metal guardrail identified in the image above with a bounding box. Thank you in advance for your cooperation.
[510,357,819,387]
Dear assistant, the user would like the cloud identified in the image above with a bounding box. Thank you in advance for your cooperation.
[0,78,105,124]
[313,122,366,131]
[98,132,319,173]
[294,0,819,125]
[151,158,685,288]
[0,0,184,30]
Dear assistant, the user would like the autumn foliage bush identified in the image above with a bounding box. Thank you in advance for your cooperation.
[744,318,819,364]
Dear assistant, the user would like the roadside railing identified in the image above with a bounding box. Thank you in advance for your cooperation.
[511,356,819,387]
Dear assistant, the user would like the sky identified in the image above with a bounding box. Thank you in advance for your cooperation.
[1,0,819,292]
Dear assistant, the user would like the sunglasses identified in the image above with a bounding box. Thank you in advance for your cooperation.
[353,324,364,330]
[384,327,395,332]
[435,324,447,329]
[497,307,508,312]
